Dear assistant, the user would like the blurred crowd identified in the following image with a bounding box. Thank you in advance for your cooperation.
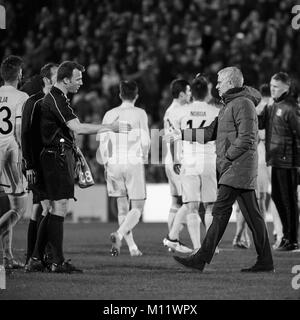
[1,0,300,182]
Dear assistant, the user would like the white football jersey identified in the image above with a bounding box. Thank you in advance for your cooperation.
[0,85,28,142]
[163,100,184,165]
[99,101,150,164]
[170,101,219,166]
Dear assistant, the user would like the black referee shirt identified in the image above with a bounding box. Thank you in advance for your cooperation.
[21,91,44,170]
[40,86,78,147]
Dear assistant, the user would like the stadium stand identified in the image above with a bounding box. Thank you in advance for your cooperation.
[1,0,300,183]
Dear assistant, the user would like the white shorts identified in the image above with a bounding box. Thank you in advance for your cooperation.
[165,164,181,197]
[0,138,24,195]
[181,160,217,203]
[105,163,146,200]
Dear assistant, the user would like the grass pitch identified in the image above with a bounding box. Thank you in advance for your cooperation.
[0,221,299,300]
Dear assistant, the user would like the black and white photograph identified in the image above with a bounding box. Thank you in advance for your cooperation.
[0,0,300,308]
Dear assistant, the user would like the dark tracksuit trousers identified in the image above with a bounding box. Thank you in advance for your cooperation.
[271,167,299,244]
[194,184,273,266]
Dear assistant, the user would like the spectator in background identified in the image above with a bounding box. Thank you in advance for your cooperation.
[256,84,283,249]
[2,0,300,184]
[258,72,300,251]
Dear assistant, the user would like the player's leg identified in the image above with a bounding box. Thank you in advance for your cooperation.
[186,201,201,250]
[120,199,144,256]
[204,203,213,232]
[116,199,143,243]
[165,164,183,231]
[168,196,183,232]
[110,163,145,256]
[116,196,141,256]
[164,174,196,253]
[106,164,127,256]
[0,192,11,261]
[269,199,283,249]
[191,185,239,265]
[0,193,27,236]
[0,187,25,269]
[201,164,219,252]
[27,200,51,263]
[0,143,27,236]
[25,193,43,264]
[168,205,187,241]
[111,198,144,256]
[232,206,250,249]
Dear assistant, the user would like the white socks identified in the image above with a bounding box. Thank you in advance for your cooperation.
[204,205,213,232]
[118,208,141,240]
[118,214,138,251]
[168,207,178,231]
[187,213,201,249]
[169,205,187,240]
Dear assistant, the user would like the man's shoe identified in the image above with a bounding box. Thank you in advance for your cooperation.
[51,260,83,273]
[173,255,205,271]
[110,232,122,256]
[241,263,275,273]
[274,238,288,250]
[272,237,283,250]
[163,236,193,254]
[3,257,25,270]
[276,241,299,252]
[25,257,45,272]
[130,248,143,257]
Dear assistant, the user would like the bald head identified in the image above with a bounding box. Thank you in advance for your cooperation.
[216,67,244,97]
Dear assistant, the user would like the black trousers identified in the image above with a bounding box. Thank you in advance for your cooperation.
[271,167,299,243]
[194,184,273,266]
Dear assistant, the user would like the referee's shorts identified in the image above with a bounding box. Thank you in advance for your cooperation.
[40,147,75,201]
[30,166,49,204]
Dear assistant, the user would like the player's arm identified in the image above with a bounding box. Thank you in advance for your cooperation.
[66,117,130,135]
[180,116,218,143]
[15,94,29,148]
[166,116,182,174]
[140,110,150,160]
[21,98,35,170]
[15,118,22,148]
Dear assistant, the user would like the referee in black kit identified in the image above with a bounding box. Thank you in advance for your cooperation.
[22,63,58,268]
[26,61,131,273]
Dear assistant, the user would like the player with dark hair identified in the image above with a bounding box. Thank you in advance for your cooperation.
[258,72,300,251]
[100,80,150,256]
[22,63,58,269]
[26,61,131,273]
[164,76,219,254]
[162,79,192,253]
[0,55,29,270]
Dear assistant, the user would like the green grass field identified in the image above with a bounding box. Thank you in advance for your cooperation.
[0,221,300,300]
